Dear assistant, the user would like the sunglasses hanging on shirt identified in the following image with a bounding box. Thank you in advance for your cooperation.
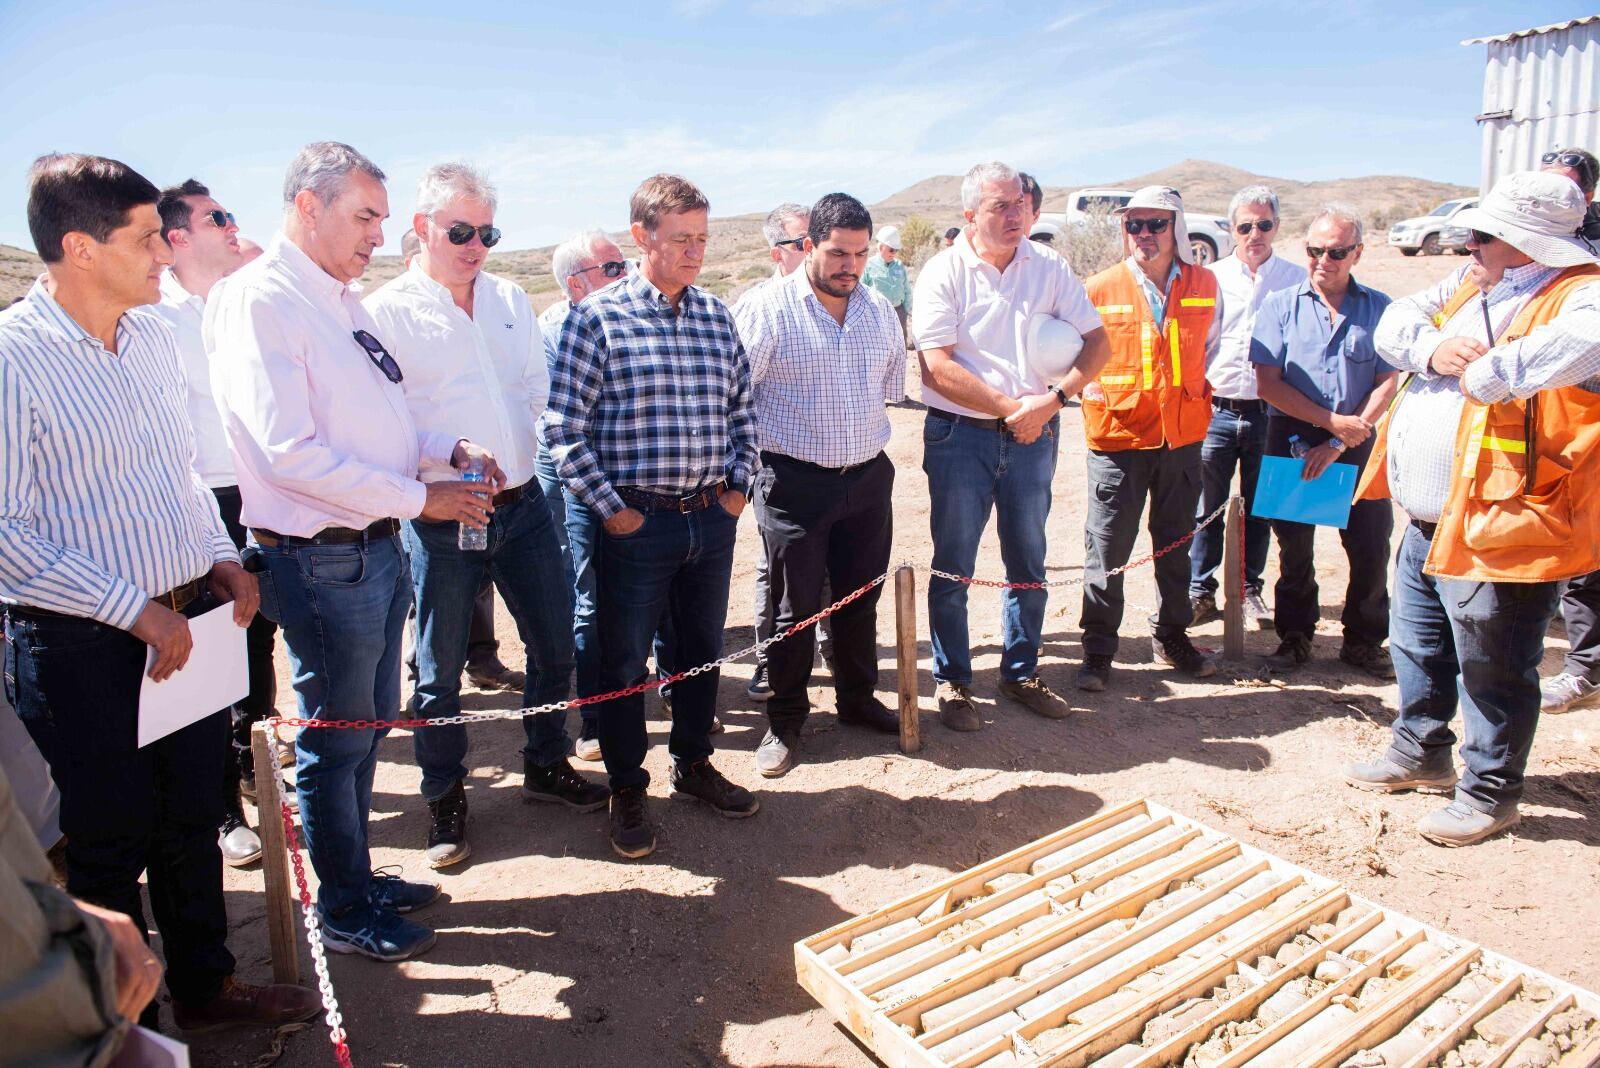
[445,222,502,248]
[352,329,404,383]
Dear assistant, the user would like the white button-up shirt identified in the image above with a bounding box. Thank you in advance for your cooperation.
[205,234,460,537]
[367,262,547,488]
[911,231,1102,417]
[148,270,235,488]
[1206,252,1306,400]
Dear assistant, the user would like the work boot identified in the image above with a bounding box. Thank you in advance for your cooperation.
[1264,633,1312,673]
[1343,754,1457,795]
[522,757,611,812]
[1076,654,1113,692]
[670,760,760,818]
[755,728,801,778]
[998,676,1074,720]
[1340,642,1396,681]
[1417,800,1520,847]
[609,787,656,859]
[936,682,981,732]
[466,658,525,692]
[1189,593,1220,626]
[1152,633,1217,678]
[172,976,323,1034]
[837,696,900,734]
[424,779,471,869]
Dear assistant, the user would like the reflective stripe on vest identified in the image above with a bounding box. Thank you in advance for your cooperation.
[1459,405,1527,480]
[1140,322,1155,389]
[1168,318,1182,389]
[1102,373,1139,387]
[1179,297,1216,308]
[1096,304,1135,315]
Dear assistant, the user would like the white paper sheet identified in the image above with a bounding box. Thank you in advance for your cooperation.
[137,604,248,748]
[108,1025,191,1068]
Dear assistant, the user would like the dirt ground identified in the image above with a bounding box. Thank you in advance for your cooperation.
[187,245,1600,1068]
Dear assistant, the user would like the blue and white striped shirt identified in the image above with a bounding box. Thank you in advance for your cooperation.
[541,271,758,519]
[0,280,237,629]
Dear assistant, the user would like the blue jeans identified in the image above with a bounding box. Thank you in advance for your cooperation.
[923,412,1059,685]
[570,499,737,792]
[1190,404,1270,597]
[255,533,411,917]
[404,492,575,801]
[1386,522,1559,815]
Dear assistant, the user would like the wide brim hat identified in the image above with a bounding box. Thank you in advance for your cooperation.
[1025,313,1084,379]
[1114,185,1195,265]
[875,225,902,251]
[1451,171,1599,267]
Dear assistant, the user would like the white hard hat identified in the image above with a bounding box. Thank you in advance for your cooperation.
[875,225,902,250]
[1025,313,1084,379]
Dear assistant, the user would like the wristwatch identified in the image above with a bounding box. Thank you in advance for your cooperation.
[1050,384,1069,408]
[1328,438,1346,452]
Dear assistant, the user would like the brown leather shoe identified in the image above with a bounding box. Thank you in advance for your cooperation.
[172,976,323,1034]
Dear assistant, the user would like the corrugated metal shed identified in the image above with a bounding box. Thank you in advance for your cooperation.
[1462,15,1600,192]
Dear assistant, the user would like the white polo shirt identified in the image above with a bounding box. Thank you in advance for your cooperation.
[911,231,1101,417]
[149,269,235,488]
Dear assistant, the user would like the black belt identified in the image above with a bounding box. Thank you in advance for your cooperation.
[252,518,401,547]
[1412,518,1438,540]
[761,450,880,476]
[491,481,526,509]
[1214,397,1267,414]
[617,481,726,514]
[927,406,1009,434]
[8,576,205,623]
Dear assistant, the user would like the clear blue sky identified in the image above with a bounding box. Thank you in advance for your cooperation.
[0,0,1588,252]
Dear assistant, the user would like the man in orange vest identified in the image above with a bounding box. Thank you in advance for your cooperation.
[1343,171,1600,847]
[1077,186,1222,692]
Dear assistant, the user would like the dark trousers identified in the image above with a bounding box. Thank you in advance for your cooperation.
[213,486,278,793]
[754,452,893,731]
[1559,569,1600,681]
[1080,442,1202,658]
[6,598,235,1012]
[1265,417,1391,646]
[1190,403,1270,597]
[571,499,737,792]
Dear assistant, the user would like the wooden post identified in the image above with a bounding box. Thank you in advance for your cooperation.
[251,722,300,986]
[1222,495,1245,661]
[895,565,921,754]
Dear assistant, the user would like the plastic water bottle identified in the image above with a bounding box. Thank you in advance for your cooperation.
[1288,435,1310,460]
[458,458,489,551]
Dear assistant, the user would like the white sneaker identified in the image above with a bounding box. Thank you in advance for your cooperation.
[1541,672,1600,714]
[574,735,603,762]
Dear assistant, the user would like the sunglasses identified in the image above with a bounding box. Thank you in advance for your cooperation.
[187,209,236,230]
[352,329,403,384]
[1306,244,1358,261]
[1234,219,1276,235]
[1470,230,1497,246]
[1543,150,1595,175]
[573,260,627,280]
[1123,218,1171,235]
[444,222,502,248]
[774,236,807,250]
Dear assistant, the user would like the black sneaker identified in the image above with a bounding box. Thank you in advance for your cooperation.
[837,695,900,734]
[1265,633,1312,673]
[1340,641,1396,680]
[747,662,772,702]
[1152,633,1218,678]
[609,786,656,859]
[1076,654,1113,692]
[425,779,471,869]
[522,758,611,812]
[670,761,760,819]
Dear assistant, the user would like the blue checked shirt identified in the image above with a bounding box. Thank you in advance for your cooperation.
[734,267,905,467]
[541,271,758,519]
[0,280,237,628]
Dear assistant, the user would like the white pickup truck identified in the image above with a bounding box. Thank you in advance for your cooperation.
[1035,187,1237,264]
[1386,197,1478,256]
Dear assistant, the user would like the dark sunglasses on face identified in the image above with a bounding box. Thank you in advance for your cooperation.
[774,236,807,250]
[1234,219,1276,235]
[445,222,502,248]
[352,329,403,383]
[573,260,627,280]
[1471,229,1497,246]
[1543,150,1596,178]
[1306,244,1358,261]
[1123,217,1171,235]
[190,209,236,230]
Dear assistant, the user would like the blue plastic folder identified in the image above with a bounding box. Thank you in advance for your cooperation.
[1251,456,1357,529]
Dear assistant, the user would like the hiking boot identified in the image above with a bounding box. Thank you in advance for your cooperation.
[1245,588,1274,631]
[998,676,1074,720]
[424,779,471,869]
[1418,800,1520,847]
[609,787,656,859]
[1152,633,1217,678]
[218,811,261,868]
[670,760,760,818]
[172,976,322,1034]
[465,659,525,693]
[755,729,800,778]
[1343,754,1457,795]
[320,904,436,962]
[1264,633,1312,673]
[936,682,981,732]
[523,757,611,812]
[1542,671,1600,713]
[368,867,441,914]
[747,662,772,702]
[1340,642,1396,680]
[1189,593,1220,626]
[1076,654,1113,692]
[837,696,900,734]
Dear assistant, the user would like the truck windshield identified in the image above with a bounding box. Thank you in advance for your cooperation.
[1429,200,1463,217]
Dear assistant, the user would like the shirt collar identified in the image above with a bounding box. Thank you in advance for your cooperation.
[955,229,1034,274]
[1297,276,1368,304]
[23,276,122,348]
[1491,261,1561,298]
[1125,257,1180,290]
[269,232,361,301]
[626,268,699,314]
[159,268,204,310]
[401,257,476,310]
[786,261,867,321]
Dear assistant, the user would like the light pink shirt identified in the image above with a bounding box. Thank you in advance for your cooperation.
[204,234,459,537]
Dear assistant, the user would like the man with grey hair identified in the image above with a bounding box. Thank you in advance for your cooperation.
[370,163,607,871]
[1252,204,1395,678]
[209,142,504,961]
[915,161,1111,729]
[1190,185,1305,628]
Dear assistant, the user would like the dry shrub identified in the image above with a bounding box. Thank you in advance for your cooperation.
[1055,202,1123,277]
[899,214,941,270]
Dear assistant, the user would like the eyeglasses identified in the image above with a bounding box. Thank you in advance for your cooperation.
[1123,218,1171,236]
[1234,219,1276,235]
[185,209,236,231]
[1305,244,1358,261]
[572,260,627,280]
[352,329,403,384]
[773,236,807,251]
[444,222,502,248]
[1470,230,1497,246]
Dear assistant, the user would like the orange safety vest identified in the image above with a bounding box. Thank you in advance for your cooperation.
[1355,264,1600,582]
[1081,261,1217,451]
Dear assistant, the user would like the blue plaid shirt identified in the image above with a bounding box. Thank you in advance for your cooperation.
[541,270,758,519]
